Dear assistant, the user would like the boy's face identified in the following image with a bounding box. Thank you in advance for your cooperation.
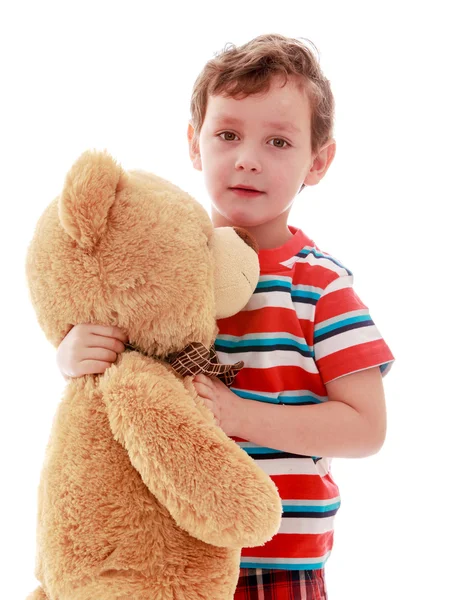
[188,76,334,229]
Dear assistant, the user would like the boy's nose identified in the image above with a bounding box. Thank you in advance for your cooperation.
[234,154,262,173]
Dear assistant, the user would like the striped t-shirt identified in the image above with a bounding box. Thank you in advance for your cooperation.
[215,226,394,571]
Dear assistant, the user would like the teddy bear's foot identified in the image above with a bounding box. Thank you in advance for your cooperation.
[26,586,48,600]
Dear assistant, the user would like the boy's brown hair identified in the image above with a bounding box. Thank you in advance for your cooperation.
[190,33,335,156]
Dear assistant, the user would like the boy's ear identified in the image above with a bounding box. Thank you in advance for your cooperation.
[187,123,202,171]
[59,150,125,251]
[304,139,336,186]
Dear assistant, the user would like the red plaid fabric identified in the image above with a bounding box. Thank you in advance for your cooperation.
[234,568,327,600]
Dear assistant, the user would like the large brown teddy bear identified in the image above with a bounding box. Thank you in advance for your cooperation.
[25,151,282,600]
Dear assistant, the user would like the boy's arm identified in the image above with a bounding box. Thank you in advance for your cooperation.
[100,352,282,549]
[232,366,387,458]
[235,271,391,459]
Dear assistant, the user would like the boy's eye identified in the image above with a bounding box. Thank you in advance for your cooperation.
[219,131,238,141]
[269,138,289,148]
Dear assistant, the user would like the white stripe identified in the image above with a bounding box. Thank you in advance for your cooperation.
[282,496,341,507]
[242,291,317,321]
[239,445,332,476]
[292,252,349,276]
[279,389,327,402]
[217,349,319,373]
[239,442,270,450]
[294,301,316,321]
[292,283,324,295]
[230,388,328,403]
[315,308,369,331]
[329,361,393,382]
[280,255,301,269]
[312,457,331,477]
[217,332,310,345]
[231,388,280,401]
[315,325,382,360]
[278,516,336,535]
[254,457,332,477]
[243,291,295,312]
[255,458,319,476]
[259,274,292,284]
[242,553,331,566]
[321,274,353,295]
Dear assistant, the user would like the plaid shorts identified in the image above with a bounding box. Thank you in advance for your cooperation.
[234,568,327,600]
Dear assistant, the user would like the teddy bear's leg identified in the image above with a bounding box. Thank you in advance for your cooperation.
[65,577,176,600]
[26,587,48,600]
[67,576,235,600]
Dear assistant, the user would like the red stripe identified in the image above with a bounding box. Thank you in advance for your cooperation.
[299,318,315,346]
[294,262,339,289]
[233,367,327,397]
[271,474,339,500]
[315,286,364,322]
[241,532,334,559]
[316,340,394,383]
[218,307,303,336]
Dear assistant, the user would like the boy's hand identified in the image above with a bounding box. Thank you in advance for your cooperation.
[192,374,241,436]
[56,324,128,379]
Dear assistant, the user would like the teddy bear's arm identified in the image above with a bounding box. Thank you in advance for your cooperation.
[101,352,282,549]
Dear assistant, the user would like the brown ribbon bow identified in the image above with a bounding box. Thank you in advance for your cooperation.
[168,342,243,387]
[125,341,244,387]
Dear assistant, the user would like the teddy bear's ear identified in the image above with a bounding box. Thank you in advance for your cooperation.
[58,150,125,251]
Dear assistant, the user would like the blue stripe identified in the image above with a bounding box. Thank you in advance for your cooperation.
[315,315,371,338]
[232,389,324,405]
[297,248,353,275]
[282,502,341,513]
[291,290,321,301]
[217,338,312,353]
[240,561,327,570]
[256,280,291,291]
[216,343,313,358]
[380,362,393,375]
[279,395,324,405]
[232,389,280,403]
[240,446,320,462]
[242,446,283,454]
[256,280,321,301]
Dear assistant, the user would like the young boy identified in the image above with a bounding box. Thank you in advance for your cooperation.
[57,34,394,599]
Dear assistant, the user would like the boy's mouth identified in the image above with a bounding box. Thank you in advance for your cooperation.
[229,185,263,197]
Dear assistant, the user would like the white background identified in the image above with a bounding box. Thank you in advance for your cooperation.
[1,1,450,598]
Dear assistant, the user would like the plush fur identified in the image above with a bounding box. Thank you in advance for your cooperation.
[26,151,282,600]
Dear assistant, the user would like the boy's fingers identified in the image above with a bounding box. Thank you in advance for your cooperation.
[194,381,209,398]
[86,335,126,354]
[194,373,213,387]
[193,381,213,399]
[83,348,118,363]
[200,396,214,411]
[87,324,128,342]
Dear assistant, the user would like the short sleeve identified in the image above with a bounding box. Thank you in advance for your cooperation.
[313,274,394,384]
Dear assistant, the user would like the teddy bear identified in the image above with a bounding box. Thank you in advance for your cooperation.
[25,150,282,600]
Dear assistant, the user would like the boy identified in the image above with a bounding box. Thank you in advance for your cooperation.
[57,34,394,599]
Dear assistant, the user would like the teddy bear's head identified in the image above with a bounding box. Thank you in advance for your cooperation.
[26,150,259,358]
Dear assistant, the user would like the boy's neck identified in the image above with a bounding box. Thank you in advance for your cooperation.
[211,209,293,250]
